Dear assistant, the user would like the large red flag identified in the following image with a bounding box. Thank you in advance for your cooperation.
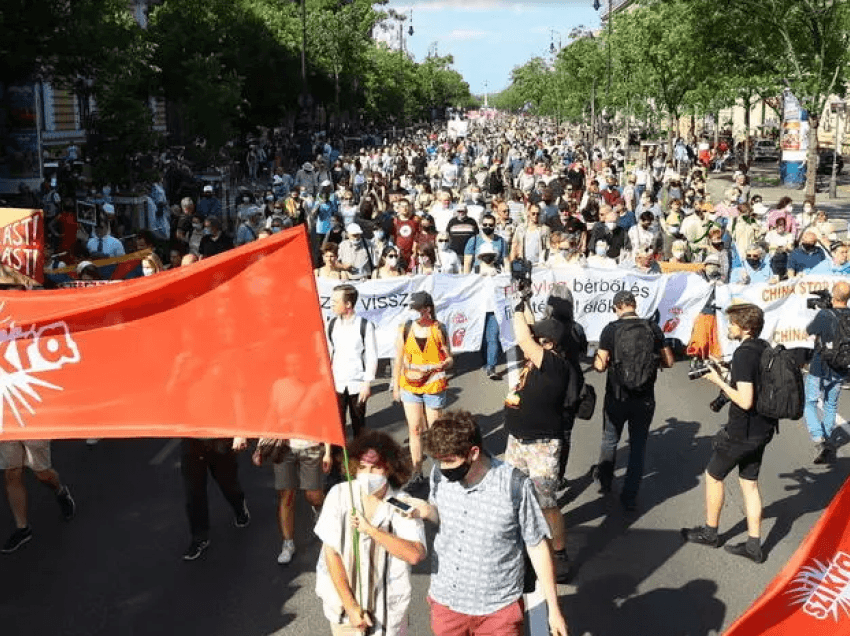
[0,226,344,446]
[725,476,850,635]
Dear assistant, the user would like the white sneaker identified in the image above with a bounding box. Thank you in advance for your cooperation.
[277,541,295,565]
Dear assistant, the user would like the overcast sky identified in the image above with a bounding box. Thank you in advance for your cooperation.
[380,0,603,96]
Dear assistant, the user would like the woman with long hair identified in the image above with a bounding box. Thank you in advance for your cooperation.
[315,431,425,636]
[392,291,453,492]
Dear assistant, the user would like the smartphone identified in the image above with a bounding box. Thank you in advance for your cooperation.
[386,496,413,515]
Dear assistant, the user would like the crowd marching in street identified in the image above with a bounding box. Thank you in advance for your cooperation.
[4,113,850,636]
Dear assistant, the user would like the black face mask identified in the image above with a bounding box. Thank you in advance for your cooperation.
[746,257,761,268]
[803,243,816,252]
[711,241,724,249]
[482,226,495,236]
[440,459,472,483]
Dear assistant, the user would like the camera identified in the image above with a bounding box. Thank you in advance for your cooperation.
[510,258,534,299]
[688,358,716,380]
[807,289,832,310]
[709,392,731,412]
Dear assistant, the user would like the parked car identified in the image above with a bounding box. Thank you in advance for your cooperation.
[752,139,780,161]
[817,149,844,175]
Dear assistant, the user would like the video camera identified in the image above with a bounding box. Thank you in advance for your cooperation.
[807,289,833,311]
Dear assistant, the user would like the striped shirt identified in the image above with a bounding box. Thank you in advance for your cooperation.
[428,458,550,616]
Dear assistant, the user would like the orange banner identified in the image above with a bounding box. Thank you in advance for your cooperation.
[725,476,850,635]
[0,226,344,446]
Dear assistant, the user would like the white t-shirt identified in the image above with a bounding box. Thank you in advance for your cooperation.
[314,483,426,634]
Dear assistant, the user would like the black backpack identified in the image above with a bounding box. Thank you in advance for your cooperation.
[819,309,850,376]
[612,319,660,394]
[753,340,804,421]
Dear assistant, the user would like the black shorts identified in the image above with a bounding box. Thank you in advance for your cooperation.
[706,428,773,482]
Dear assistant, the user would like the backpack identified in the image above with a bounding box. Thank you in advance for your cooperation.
[753,340,804,421]
[433,465,536,593]
[327,316,369,367]
[819,309,850,376]
[612,319,660,394]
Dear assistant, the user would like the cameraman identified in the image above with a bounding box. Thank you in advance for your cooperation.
[804,281,850,464]
[682,303,776,564]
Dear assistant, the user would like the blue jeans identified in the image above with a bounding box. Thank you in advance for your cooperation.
[481,312,502,370]
[597,393,655,502]
[804,372,843,443]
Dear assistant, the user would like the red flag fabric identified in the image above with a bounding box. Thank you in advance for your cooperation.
[725,476,850,635]
[0,226,344,446]
[0,208,44,284]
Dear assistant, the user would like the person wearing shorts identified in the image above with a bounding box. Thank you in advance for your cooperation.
[682,303,776,564]
[274,439,331,565]
[0,440,76,553]
[503,298,573,583]
[392,291,453,494]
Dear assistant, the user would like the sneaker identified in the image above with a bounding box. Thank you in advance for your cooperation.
[553,550,573,583]
[277,540,296,565]
[814,442,833,465]
[620,495,637,512]
[86,439,100,446]
[234,501,251,528]
[485,367,499,380]
[56,486,76,521]
[591,465,611,494]
[724,541,764,564]
[1,527,33,554]
[403,472,429,498]
[182,539,210,561]
[681,526,719,548]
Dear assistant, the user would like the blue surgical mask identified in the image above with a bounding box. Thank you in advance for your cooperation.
[203,228,212,236]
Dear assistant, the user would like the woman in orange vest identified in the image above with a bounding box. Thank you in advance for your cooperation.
[391,291,453,492]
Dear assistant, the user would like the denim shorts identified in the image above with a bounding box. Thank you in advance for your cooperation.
[400,388,446,410]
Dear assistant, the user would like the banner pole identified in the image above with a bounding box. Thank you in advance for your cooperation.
[341,445,364,611]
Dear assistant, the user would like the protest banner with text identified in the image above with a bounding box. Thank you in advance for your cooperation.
[0,208,43,284]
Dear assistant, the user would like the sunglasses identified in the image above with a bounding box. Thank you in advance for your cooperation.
[482,224,495,228]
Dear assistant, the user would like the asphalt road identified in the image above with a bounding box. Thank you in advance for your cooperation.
[1,350,849,636]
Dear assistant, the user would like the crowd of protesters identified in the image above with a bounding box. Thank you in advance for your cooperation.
[3,113,849,636]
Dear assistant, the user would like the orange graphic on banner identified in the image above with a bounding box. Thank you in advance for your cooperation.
[725,477,850,635]
[0,226,344,446]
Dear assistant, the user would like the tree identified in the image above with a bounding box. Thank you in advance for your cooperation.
[717,0,850,198]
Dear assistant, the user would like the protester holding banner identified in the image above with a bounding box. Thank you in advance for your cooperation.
[392,291,453,494]
[682,303,775,564]
[314,431,425,636]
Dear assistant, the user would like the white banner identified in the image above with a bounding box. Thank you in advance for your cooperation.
[315,271,839,359]
[315,275,490,358]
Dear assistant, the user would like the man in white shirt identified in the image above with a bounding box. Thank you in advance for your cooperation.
[86,220,125,258]
[430,189,456,234]
[328,284,378,439]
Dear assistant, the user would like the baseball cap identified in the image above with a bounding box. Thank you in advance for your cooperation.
[409,291,433,310]
[478,242,498,256]
[76,260,95,274]
[346,223,362,235]
[530,319,565,344]
[612,290,637,307]
[203,185,214,193]
[302,162,314,172]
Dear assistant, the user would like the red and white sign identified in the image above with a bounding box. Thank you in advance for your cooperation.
[0,208,43,283]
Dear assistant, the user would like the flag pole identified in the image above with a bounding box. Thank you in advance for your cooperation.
[341,445,364,610]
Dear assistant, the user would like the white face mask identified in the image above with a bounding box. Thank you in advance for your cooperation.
[595,243,608,256]
[357,472,388,495]
[142,265,155,277]
[605,221,616,230]
[672,250,685,259]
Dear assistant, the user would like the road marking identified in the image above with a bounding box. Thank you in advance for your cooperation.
[150,439,180,465]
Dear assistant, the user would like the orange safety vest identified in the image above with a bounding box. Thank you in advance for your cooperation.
[399,321,448,395]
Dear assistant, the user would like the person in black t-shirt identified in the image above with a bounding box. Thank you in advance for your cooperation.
[504,301,573,583]
[682,303,776,564]
[592,291,673,511]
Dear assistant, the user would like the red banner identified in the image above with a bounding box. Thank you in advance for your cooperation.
[725,477,850,635]
[0,208,44,284]
[0,226,344,446]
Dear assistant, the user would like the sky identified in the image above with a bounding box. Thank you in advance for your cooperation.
[379,0,603,97]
